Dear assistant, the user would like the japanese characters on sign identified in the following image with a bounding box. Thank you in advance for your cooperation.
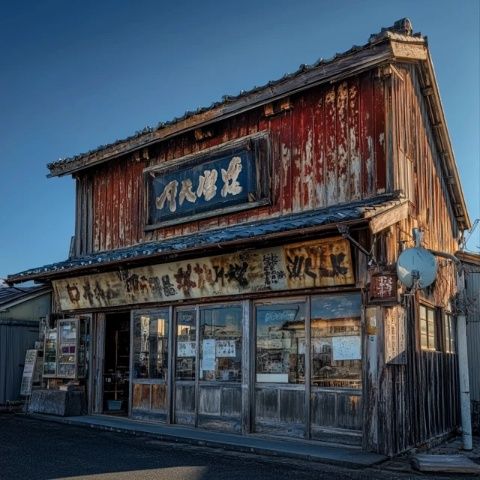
[147,147,258,225]
[53,237,355,311]
[368,272,398,304]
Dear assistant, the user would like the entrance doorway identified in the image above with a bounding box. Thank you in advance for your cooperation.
[103,312,130,415]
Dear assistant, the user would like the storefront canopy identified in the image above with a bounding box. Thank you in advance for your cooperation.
[7,193,405,285]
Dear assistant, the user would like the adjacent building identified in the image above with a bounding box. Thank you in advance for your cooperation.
[0,285,51,405]
[7,19,471,455]
[457,251,480,434]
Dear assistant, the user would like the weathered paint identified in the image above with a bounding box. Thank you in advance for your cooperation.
[53,237,354,310]
[74,71,387,255]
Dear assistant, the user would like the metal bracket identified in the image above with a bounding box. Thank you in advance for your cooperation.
[336,224,377,266]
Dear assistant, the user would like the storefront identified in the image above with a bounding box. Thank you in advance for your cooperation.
[40,235,365,444]
[8,20,471,455]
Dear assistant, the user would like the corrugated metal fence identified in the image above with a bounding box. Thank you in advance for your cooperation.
[0,320,38,404]
[466,266,480,402]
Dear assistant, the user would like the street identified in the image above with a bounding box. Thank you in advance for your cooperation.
[0,414,463,480]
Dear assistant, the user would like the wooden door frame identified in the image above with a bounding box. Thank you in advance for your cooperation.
[92,312,106,414]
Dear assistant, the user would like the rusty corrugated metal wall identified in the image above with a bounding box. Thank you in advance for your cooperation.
[465,264,480,402]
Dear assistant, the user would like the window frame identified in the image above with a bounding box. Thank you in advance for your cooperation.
[143,132,271,231]
[131,308,170,381]
[419,303,439,352]
[443,311,456,354]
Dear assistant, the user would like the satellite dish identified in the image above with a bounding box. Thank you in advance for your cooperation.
[397,247,437,289]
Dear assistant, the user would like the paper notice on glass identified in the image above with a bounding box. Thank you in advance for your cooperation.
[332,336,361,361]
[299,340,306,355]
[200,357,216,371]
[215,340,236,357]
[201,339,216,371]
[177,341,196,357]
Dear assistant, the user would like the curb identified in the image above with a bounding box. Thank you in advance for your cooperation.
[27,413,386,469]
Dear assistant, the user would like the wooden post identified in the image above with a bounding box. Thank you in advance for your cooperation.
[362,305,380,451]
[241,299,251,434]
[93,313,106,414]
[167,306,174,424]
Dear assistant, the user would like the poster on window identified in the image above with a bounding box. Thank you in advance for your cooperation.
[177,341,196,358]
[332,336,361,361]
[215,340,236,357]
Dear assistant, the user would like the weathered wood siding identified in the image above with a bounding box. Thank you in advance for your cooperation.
[73,70,388,255]
[389,63,459,257]
[363,64,461,455]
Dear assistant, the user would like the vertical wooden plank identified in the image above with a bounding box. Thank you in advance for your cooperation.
[313,86,326,208]
[291,96,303,212]
[360,73,375,196]
[279,108,292,214]
[348,77,362,200]
[74,177,81,257]
[325,86,337,204]
[86,175,93,254]
[336,81,349,203]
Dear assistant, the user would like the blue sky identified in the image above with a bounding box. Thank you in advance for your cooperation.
[0,0,478,280]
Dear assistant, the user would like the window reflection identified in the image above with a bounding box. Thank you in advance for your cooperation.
[311,294,361,389]
[200,306,242,382]
[176,310,196,380]
[256,303,305,384]
[133,310,169,379]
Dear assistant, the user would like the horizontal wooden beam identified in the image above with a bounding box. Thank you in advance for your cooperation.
[369,201,409,234]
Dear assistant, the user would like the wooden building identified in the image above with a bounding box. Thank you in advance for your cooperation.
[7,19,471,456]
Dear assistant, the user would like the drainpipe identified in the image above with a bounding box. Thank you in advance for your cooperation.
[428,249,472,451]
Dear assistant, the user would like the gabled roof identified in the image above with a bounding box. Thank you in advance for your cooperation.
[7,193,403,284]
[0,285,50,309]
[45,18,470,231]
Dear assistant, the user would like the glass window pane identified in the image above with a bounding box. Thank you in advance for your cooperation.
[176,309,196,380]
[200,305,242,382]
[311,293,361,319]
[256,302,306,384]
[133,310,169,379]
[311,294,361,389]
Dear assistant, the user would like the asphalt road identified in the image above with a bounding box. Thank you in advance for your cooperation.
[0,415,459,480]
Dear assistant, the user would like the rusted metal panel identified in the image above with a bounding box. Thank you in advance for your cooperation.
[53,238,354,311]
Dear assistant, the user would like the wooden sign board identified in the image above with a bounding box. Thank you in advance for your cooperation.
[146,135,270,227]
[384,307,406,365]
[20,349,38,396]
[368,272,398,305]
[53,237,354,311]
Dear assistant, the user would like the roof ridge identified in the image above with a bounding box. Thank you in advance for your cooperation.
[47,19,422,174]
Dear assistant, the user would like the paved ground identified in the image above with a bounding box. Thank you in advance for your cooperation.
[0,414,474,480]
